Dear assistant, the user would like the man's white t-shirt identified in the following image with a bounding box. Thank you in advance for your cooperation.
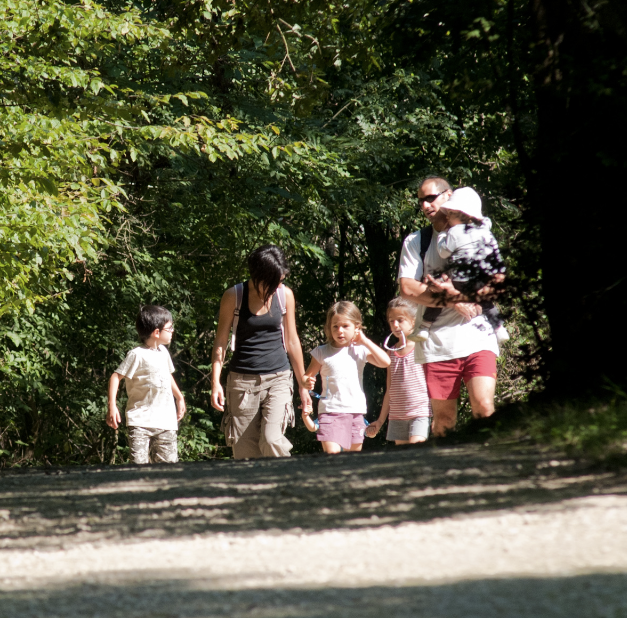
[310,344,369,415]
[115,345,178,430]
[398,228,499,364]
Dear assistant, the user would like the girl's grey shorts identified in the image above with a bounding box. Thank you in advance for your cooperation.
[386,417,430,441]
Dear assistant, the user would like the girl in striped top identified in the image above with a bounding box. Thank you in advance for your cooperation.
[366,297,432,444]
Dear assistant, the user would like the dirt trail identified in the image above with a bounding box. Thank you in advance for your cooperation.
[1,444,627,617]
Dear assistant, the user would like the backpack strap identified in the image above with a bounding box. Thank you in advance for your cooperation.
[229,282,288,353]
[419,225,433,266]
[276,283,287,351]
[229,282,245,352]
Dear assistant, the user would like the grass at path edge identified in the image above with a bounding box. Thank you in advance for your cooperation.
[452,394,627,467]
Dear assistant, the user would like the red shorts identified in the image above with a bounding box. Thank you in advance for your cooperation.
[423,350,497,400]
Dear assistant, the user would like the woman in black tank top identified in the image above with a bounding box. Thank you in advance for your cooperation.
[211,245,311,459]
[230,283,290,375]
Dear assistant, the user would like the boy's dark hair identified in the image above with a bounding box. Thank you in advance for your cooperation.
[248,244,290,305]
[136,305,173,343]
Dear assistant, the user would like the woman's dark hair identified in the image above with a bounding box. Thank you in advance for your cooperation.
[136,305,173,343]
[248,244,290,305]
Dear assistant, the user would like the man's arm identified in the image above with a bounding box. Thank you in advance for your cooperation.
[426,273,505,304]
[398,230,481,320]
[474,273,506,303]
[401,277,477,317]
[398,230,430,304]
[399,277,430,305]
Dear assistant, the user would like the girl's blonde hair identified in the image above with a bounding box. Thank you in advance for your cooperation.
[386,297,418,321]
[324,301,362,343]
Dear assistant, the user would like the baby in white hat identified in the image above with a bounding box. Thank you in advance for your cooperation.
[414,187,510,344]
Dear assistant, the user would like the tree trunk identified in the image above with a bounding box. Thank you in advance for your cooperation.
[363,221,400,341]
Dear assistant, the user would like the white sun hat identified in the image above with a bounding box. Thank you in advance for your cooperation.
[444,187,483,220]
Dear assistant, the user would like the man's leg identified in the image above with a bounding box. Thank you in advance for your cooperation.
[463,351,498,418]
[431,399,458,436]
[466,376,496,418]
[423,359,463,437]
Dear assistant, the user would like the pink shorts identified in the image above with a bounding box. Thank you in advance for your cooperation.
[317,413,367,450]
[423,350,497,400]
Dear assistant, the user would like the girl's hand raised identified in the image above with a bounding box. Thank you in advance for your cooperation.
[353,329,391,368]
[352,328,367,346]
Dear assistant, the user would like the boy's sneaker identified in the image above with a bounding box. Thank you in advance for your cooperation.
[408,328,430,343]
[495,326,510,344]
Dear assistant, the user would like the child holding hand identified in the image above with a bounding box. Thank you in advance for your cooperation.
[302,301,390,454]
[366,298,432,444]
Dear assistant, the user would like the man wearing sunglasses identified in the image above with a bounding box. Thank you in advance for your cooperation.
[397,176,500,437]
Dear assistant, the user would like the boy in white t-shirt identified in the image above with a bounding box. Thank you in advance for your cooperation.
[107,305,186,464]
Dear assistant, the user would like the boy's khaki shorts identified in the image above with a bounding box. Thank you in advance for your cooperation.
[221,370,294,459]
[128,426,178,464]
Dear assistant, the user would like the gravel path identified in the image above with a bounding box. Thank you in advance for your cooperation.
[1,444,627,617]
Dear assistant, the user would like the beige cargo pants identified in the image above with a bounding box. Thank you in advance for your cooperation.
[221,370,295,459]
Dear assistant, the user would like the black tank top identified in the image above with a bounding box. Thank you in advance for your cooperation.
[230,282,290,375]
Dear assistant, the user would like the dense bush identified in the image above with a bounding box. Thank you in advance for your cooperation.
[3,0,623,465]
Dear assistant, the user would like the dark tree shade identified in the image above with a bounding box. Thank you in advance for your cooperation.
[529,0,627,394]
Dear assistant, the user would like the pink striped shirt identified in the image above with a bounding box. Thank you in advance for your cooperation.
[388,349,432,420]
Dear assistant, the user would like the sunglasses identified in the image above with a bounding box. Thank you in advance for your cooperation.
[418,191,447,205]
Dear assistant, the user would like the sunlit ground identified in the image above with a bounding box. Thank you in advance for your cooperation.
[1,445,626,617]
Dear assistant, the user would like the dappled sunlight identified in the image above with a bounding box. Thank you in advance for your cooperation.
[1,447,627,616]
[0,446,625,550]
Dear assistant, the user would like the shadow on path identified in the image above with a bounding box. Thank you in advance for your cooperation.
[1,445,625,548]
[1,572,626,617]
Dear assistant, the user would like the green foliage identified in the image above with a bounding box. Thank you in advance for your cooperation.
[0,0,269,315]
[0,0,551,466]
